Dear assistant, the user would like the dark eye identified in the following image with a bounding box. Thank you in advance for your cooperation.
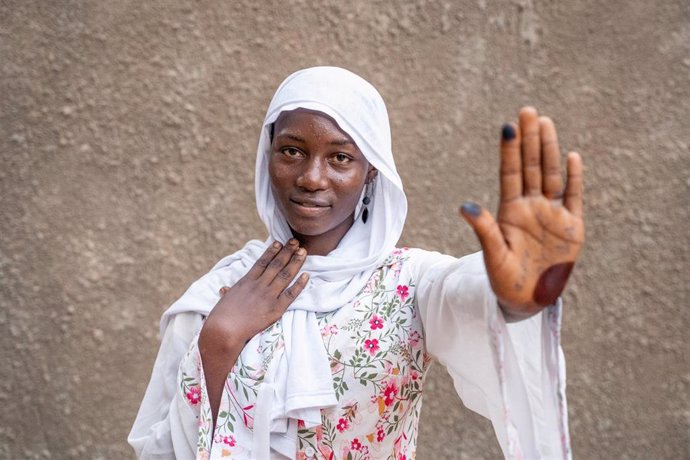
[282,147,302,158]
[334,153,351,164]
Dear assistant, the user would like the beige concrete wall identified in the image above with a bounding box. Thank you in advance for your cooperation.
[1,1,688,458]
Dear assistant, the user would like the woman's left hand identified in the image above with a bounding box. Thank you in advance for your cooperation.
[460,106,584,319]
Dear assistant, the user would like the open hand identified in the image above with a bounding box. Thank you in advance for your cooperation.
[460,107,584,317]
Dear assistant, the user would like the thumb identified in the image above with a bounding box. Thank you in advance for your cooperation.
[459,202,510,269]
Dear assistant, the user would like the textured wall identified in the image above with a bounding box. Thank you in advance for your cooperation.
[1,1,688,458]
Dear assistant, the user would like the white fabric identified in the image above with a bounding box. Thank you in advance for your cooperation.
[156,67,408,459]
[128,251,571,459]
[412,250,570,459]
[129,312,202,459]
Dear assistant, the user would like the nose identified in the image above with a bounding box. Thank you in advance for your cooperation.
[295,157,328,191]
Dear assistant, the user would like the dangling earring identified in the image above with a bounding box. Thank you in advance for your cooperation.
[362,181,373,223]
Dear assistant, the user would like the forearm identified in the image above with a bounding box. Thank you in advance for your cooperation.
[198,322,246,428]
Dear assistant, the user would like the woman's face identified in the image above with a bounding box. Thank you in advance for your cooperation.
[269,109,377,255]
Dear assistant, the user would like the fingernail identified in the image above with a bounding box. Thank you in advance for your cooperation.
[296,248,306,256]
[288,238,298,246]
[272,241,281,249]
[461,202,482,217]
[501,123,516,141]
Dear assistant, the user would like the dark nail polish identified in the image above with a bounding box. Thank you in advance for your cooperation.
[501,123,516,141]
[461,202,482,217]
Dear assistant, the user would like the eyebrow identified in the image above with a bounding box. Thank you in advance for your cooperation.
[275,132,354,147]
[329,138,355,146]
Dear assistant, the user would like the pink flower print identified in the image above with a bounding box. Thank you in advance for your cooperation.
[363,338,380,356]
[398,455,407,460]
[340,445,351,458]
[408,330,420,347]
[396,285,409,302]
[377,427,385,442]
[384,382,398,406]
[336,417,350,432]
[321,324,339,337]
[363,271,380,294]
[369,314,384,330]
[318,445,334,459]
[351,438,362,451]
[222,435,236,447]
[330,358,344,374]
[186,385,201,405]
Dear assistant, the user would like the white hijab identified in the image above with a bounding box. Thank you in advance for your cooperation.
[161,66,407,458]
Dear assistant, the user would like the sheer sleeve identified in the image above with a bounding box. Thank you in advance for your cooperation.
[128,312,203,460]
[412,249,571,459]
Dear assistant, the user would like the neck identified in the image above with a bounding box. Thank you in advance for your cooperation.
[291,214,355,256]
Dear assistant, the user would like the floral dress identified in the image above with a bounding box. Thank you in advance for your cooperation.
[130,248,570,459]
[180,248,431,459]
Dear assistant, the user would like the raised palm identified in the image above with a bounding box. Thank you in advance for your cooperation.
[461,107,584,317]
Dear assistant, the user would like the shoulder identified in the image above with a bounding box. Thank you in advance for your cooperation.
[381,247,486,281]
[380,247,459,268]
[165,311,204,344]
[373,247,453,283]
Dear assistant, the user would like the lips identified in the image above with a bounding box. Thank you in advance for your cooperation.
[290,197,330,208]
[289,197,331,216]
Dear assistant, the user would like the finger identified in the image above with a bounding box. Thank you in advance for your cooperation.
[539,116,563,199]
[279,272,310,305]
[519,107,542,195]
[564,152,583,217]
[260,238,299,284]
[269,246,307,290]
[459,202,511,273]
[499,122,522,202]
[246,241,283,279]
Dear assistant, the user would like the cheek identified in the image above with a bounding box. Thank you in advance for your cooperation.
[268,160,288,194]
[333,173,367,208]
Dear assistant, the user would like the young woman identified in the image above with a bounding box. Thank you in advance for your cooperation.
[129,66,583,459]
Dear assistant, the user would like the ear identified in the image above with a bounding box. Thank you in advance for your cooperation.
[366,166,378,184]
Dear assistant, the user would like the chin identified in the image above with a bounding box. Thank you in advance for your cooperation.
[288,220,331,237]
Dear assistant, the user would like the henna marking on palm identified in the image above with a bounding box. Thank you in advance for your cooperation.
[533,262,574,306]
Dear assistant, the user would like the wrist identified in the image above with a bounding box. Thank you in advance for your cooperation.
[497,299,543,323]
[198,318,247,358]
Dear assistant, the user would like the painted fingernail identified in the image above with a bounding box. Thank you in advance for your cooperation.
[272,241,281,249]
[461,202,482,217]
[501,123,516,141]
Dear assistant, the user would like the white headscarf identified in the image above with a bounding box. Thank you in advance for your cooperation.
[161,66,407,458]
